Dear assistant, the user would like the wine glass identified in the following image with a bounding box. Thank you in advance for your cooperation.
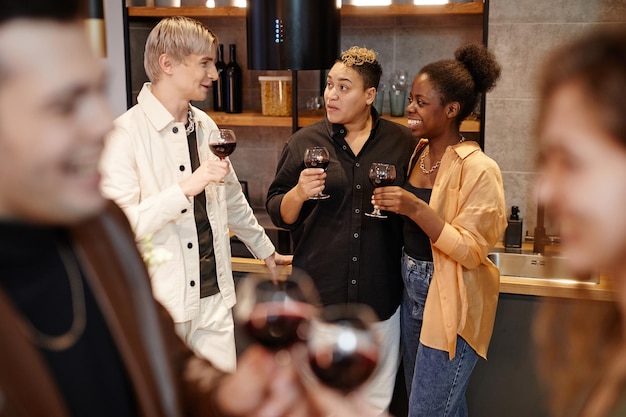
[304,146,331,200]
[209,128,237,160]
[365,163,396,219]
[233,271,320,350]
[307,303,380,393]
[306,96,325,116]
[390,70,409,92]
[208,128,236,185]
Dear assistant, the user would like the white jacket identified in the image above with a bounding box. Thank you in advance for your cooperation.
[100,83,275,323]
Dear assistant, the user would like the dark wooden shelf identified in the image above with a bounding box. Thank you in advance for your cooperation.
[341,3,483,16]
[128,6,245,17]
[203,110,480,132]
[128,3,483,18]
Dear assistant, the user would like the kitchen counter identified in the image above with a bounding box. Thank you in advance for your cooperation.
[492,241,613,301]
[231,241,615,302]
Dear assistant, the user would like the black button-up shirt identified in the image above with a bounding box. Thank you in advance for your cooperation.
[266,111,417,320]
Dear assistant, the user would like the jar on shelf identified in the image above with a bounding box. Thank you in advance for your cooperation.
[258,76,292,117]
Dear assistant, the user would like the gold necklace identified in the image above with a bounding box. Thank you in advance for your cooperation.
[419,134,466,175]
[26,242,87,351]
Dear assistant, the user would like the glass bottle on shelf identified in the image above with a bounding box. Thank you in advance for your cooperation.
[225,43,243,114]
[212,43,227,112]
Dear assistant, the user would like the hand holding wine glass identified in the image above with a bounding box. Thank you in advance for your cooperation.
[303,146,330,200]
[365,163,396,219]
[306,303,380,393]
[233,271,320,351]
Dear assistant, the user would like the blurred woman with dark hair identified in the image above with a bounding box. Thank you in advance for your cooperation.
[533,27,626,417]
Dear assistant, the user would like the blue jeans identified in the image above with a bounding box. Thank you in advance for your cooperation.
[401,252,479,417]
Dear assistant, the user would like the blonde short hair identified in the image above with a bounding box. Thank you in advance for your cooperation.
[144,16,217,83]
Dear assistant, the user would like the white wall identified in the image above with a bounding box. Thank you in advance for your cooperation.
[104,0,129,117]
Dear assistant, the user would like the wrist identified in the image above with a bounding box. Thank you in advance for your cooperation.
[179,180,193,198]
[293,185,309,203]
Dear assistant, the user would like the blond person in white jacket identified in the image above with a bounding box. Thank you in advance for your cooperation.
[100,16,290,372]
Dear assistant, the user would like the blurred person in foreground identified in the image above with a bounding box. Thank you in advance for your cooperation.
[99,16,290,372]
[266,46,416,413]
[533,27,626,417]
[0,1,381,416]
[371,43,506,416]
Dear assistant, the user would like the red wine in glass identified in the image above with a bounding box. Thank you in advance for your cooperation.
[209,142,237,159]
[304,146,330,200]
[365,162,396,219]
[246,300,311,349]
[208,128,236,185]
[310,159,330,170]
[309,348,378,392]
[371,177,395,187]
[234,272,320,350]
[209,128,237,160]
[307,304,380,393]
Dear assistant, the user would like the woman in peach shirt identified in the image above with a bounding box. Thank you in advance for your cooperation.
[372,43,506,416]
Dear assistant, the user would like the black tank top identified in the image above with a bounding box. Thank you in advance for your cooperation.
[402,147,433,261]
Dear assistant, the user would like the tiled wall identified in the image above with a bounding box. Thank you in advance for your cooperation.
[485,0,626,238]
[128,13,483,207]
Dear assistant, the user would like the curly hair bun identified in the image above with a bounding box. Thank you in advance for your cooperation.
[341,46,378,67]
[455,43,501,94]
